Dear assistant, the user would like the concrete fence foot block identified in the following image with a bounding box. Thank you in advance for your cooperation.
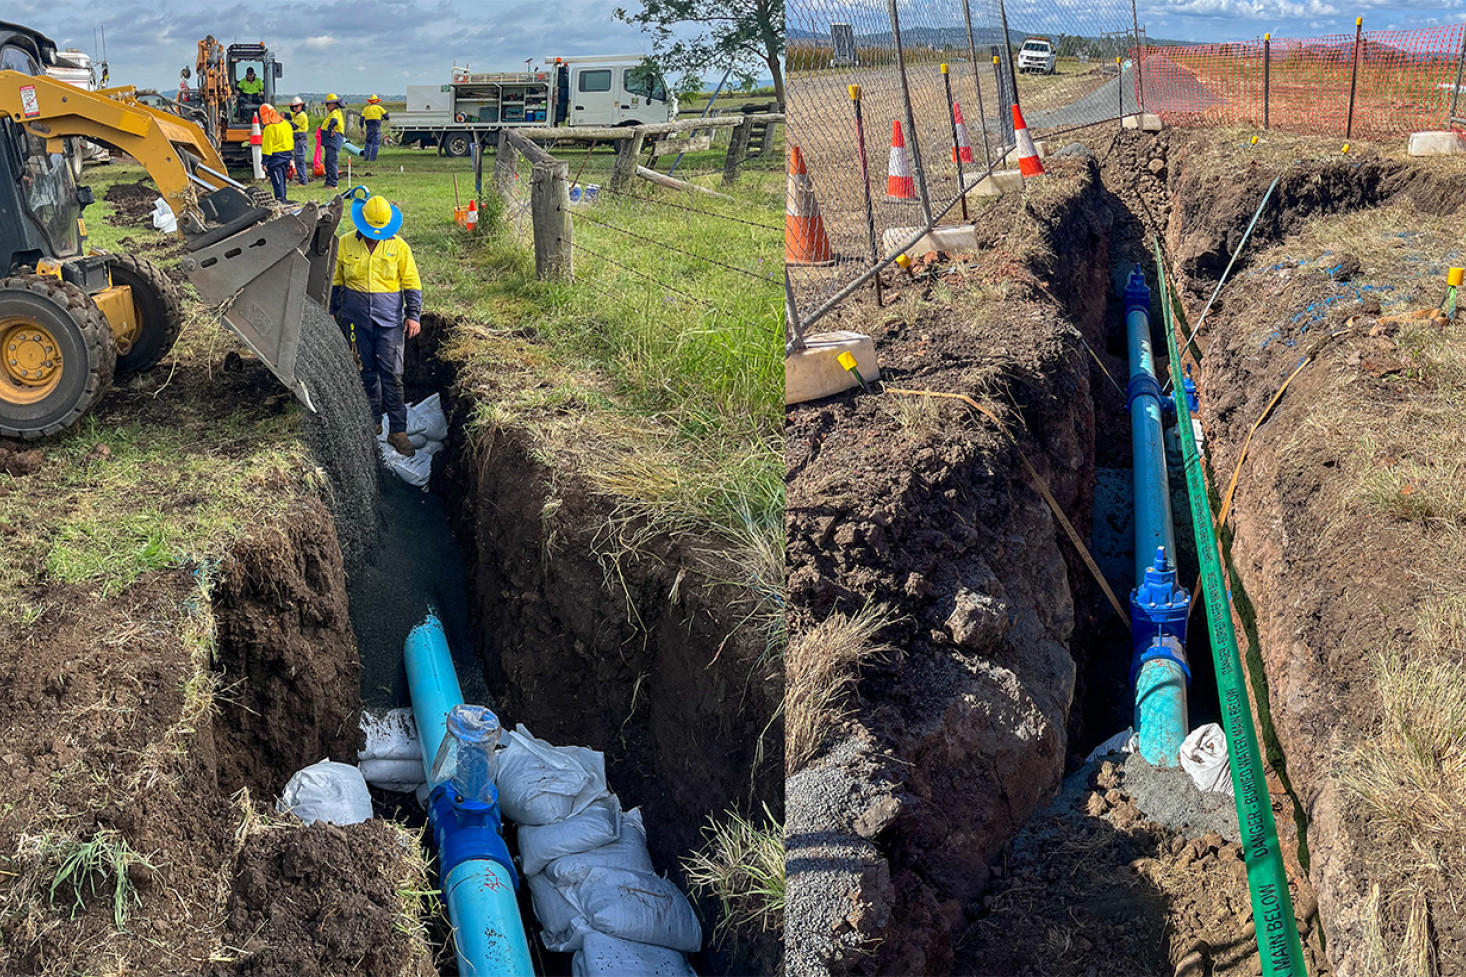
[786,331,880,406]
[880,225,980,259]
[964,169,1024,198]
[1408,131,1466,156]
[1122,113,1164,132]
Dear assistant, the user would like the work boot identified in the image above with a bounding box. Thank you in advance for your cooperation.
[387,431,416,457]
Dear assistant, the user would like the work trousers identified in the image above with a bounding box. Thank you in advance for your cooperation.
[323,132,342,186]
[344,316,407,432]
[293,138,309,185]
[264,152,291,202]
[364,124,382,161]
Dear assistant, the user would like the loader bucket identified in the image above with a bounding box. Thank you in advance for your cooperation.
[178,198,344,411]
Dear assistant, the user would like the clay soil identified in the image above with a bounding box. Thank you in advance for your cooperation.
[103,181,160,227]
[788,125,1466,976]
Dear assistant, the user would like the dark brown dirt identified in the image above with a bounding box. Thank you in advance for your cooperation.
[213,498,364,794]
[433,320,783,977]
[0,441,44,476]
[212,819,433,977]
[103,182,160,227]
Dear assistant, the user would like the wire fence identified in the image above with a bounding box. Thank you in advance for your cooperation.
[1138,23,1466,138]
[786,0,1144,336]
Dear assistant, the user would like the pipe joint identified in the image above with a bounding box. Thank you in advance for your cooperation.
[1129,546,1189,663]
[1124,264,1150,315]
[1126,372,1163,411]
[428,780,519,887]
[1182,370,1200,413]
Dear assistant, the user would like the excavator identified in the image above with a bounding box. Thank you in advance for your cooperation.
[0,20,336,438]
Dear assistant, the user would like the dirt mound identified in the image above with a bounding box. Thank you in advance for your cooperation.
[213,497,363,794]
[0,441,43,476]
[213,819,433,977]
[103,182,158,226]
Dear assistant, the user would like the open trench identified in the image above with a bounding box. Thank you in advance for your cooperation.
[203,312,781,976]
[789,129,1466,977]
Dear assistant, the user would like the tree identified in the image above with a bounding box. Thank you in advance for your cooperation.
[614,0,784,110]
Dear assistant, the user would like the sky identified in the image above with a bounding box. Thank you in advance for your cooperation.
[8,0,725,96]
[1133,0,1466,42]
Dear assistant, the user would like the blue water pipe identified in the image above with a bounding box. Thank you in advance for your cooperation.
[1124,266,1191,767]
[405,613,535,977]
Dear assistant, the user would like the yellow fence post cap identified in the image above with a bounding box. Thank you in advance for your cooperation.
[1264,32,1271,40]
[895,253,912,270]
[993,55,1001,64]
[1342,143,1351,153]
[1356,16,1363,26]
[1250,135,1259,145]
[1449,267,1465,287]
[941,62,949,74]
[837,351,858,372]
[849,84,861,100]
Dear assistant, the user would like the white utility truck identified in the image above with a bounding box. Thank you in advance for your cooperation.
[395,55,677,156]
[1017,36,1058,75]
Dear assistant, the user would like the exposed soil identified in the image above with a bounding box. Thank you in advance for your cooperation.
[212,819,434,977]
[429,311,784,977]
[103,181,159,226]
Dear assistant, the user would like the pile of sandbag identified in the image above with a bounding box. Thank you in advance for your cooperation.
[500,724,700,975]
[378,393,449,488]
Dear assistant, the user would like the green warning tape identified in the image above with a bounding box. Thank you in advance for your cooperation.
[1152,237,1308,977]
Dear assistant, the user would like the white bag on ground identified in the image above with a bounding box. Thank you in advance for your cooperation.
[1180,723,1233,795]
[572,931,696,976]
[497,724,609,825]
[277,760,374,825]
[519,795,622,877]
[545,808,654,886]
[378,437,442,488]
[359,708,423,762]
[530,873,593,952]
[565,867,702,953]
[377,394,448,450]
[1084,727,1138,762]
[358,757,426,793]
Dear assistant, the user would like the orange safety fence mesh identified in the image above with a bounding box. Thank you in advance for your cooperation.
[1132,23,1466,138]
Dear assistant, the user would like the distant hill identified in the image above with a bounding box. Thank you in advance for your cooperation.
[790,22,1200,49]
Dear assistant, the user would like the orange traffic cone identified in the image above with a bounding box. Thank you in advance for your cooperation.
[466,198,478,232]
[249,111,264,180]
[1012,105,1045,178]
[786,146,833,266]
[952,103,974,163]
[886,120,917,202]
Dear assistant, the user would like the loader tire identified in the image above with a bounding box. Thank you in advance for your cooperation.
[0,275,116,440]
[108,253,185,378]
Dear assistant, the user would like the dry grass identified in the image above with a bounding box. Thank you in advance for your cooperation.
[683,804,784,938]
[786,603,897,773]
[1359,883,1437,977]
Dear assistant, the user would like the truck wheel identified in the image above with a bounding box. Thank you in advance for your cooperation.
[0,275,116,440]
[443,132,472,158]
[108,253,185,378]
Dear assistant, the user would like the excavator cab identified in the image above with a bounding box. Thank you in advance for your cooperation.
[0,20,339,438]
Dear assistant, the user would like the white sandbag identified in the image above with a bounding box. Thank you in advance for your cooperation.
[277,760,374,825]
[530,873,592,952]
[497,724,608,826]
[359,757,426,793]
[519,795,621,877]
[407,393,449,443]
[566,867,702,953]
[378,437,443,488]
[151,198,177,234]
[1085,727,1137,762]
[545,808,653,886]
[359,707,422,762]
[572,931,696,976]
[1180,723,1233,796]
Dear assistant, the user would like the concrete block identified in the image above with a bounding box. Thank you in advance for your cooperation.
[1408,131,1466,156]
[785,331,880,406]
[1122,113,1164,132]
[965,169,1025,198]
[880,224,979,259]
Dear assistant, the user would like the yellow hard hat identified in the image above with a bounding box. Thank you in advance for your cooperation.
[368,94,381,103]
[325,93,341,104]
[351,193,402,240]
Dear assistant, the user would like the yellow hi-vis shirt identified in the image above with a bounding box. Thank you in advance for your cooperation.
[362,103,388,122]
[322,107,344,135]
[261,119,294,156]
[330,232,423,330]
[291,109,310,134]
[238,76,263,95]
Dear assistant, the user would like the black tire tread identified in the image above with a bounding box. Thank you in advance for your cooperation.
[0,274,116,440]
[108,253,185,378]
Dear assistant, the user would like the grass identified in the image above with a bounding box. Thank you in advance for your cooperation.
[682,804,785,937]
[785,602,897,773]
[18,828,155,931]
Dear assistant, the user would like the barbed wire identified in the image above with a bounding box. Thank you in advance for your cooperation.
[592,184,783,231]
[565,208,782,285]
[567,240,715,308]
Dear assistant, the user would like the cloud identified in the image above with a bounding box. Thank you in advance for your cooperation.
[304,35,336,49]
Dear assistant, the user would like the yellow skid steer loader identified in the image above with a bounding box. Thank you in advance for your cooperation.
[0,20,339,438]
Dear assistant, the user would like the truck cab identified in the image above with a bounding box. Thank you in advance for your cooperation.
[551,55,675,127]
[1018,37,1057,75]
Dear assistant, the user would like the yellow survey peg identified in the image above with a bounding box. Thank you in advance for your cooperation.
[1250,135,1259,147]
[838,350,871,392]
[1341,143,1351,154]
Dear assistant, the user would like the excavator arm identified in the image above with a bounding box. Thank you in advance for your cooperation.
[0,69,342,410]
